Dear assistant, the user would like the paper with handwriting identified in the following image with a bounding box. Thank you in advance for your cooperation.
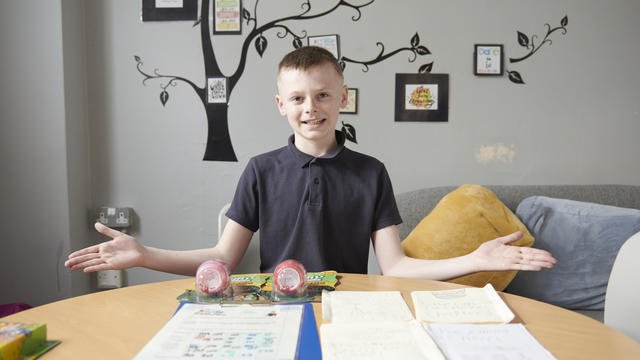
[423,323,556,360]
[322,290,414,323]
[133,303,303,360]
[321,320,445,360]
[411,284,515,323]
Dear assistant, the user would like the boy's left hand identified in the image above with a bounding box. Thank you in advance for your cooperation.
[472,232,557,272]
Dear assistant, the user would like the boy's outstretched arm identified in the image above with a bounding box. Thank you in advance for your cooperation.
[372,225,557,280]
[65,220,254,276]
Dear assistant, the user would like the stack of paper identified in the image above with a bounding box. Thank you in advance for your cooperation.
[320,287,556,360]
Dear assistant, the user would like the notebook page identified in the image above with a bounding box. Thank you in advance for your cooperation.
[322,290,414,323]
[423,323,556,360]
[321,320,445,360]
[411,284,515,323]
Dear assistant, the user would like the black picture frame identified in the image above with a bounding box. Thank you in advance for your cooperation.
[474,44,504,76]
[141,0,198,22]
[340,88,358,114]
[213,0,242,35]
[307,34,341,59]
[394,73,449,122]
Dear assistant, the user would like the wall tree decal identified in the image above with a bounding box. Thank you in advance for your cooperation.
[507,15,568,84]
[135,0,432,161]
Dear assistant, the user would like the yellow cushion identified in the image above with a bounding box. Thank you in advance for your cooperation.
[401,184,534,290]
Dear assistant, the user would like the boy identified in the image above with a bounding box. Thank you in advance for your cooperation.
[66,46,555,278]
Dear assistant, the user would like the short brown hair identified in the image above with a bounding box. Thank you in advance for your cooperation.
[278,46,343,79]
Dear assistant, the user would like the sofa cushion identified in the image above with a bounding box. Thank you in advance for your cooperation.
[507,196,640,310]
[401,184,534,290]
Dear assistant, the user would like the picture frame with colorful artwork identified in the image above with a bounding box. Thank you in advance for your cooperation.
[340,88,358,114]
[307,34,340,59]
[474,44,504,76]
[141,0,198,22]
[213,0,242,35]
[395,73,449,122]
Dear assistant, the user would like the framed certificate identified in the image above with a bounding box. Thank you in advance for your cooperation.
[213,0,242,35]
[141,0,198,22]
[474,44,504,76]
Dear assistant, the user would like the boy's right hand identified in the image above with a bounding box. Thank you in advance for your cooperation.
[65,222,146,272]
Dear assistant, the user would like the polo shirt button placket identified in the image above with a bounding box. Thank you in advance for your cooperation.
[309,159,320,206]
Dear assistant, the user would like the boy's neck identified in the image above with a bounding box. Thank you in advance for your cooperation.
[293,133,338,158]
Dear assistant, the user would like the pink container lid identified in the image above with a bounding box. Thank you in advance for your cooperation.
[196,260,230,295]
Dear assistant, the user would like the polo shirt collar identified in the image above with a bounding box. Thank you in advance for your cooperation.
[288,130,346,167]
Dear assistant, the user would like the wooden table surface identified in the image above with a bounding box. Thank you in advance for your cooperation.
[2,274,639,359]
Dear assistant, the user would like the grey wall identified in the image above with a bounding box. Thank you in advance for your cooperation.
[2,0,639,305]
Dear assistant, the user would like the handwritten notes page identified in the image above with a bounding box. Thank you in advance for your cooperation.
[321,320,445,360]
[133,303,303,360]
[322,290,414,323]
[321,291,444,360]
[411,284,515,323]
[423,323,557,360]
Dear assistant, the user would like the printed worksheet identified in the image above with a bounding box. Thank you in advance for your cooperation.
[133,303,303,360]
[423,323,557,360]
[411,284,515,323]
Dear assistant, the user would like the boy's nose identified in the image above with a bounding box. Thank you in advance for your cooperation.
[304,98,317,113]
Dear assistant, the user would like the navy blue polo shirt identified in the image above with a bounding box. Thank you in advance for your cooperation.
[226,131,402,273]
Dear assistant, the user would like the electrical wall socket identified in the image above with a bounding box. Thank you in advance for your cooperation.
[97,207,132,228]
[97,269,122,289]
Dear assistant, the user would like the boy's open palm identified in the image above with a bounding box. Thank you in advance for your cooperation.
[472,232,557,272]
[65,222,145,272]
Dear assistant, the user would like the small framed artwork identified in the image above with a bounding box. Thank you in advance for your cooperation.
[395,73,449,122]
[141,0,198,22]
[474,44,504,76]
[208,78,227,103]
[307,34,340,59]
[213,0,242,35]
[340,88,358,114]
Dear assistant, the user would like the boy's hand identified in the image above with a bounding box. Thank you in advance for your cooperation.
[471,232,557,272]
[65,222,146,272]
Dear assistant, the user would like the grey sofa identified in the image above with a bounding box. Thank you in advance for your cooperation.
[395,184,640,322]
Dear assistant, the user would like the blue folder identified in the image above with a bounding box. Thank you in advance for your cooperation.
[297,302,322,360]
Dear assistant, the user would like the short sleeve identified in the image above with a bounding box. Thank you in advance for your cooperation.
[371,165,403,232]
[226,159,260,232]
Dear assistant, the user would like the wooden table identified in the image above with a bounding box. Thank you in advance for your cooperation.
[2,274,639,359]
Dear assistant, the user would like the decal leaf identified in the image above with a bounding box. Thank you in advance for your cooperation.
[418,62,433,73]
[293,37,303,49]
[160,90,169,106]
[508,71,525,84]
[415,45,430,55]
[255,35,268,57]
[411,32,420,47]
[517,31,530,47]
[134,55,141,62]
[342,122,357,144]
[561,15,568,27]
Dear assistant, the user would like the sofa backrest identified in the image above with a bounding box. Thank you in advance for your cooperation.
[395,184,640,240]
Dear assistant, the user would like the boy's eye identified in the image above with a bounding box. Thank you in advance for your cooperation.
[318,93,329,98]
[292,96,303,102]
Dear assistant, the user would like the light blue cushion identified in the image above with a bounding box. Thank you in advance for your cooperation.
[506,196,640,310]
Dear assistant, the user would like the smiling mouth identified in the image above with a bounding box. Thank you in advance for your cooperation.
[302,119,325,125]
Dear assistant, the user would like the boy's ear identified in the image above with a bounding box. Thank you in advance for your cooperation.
[340,85,349,108]
[275,94,287,116]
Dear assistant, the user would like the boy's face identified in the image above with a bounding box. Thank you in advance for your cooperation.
[275,63,348,147]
